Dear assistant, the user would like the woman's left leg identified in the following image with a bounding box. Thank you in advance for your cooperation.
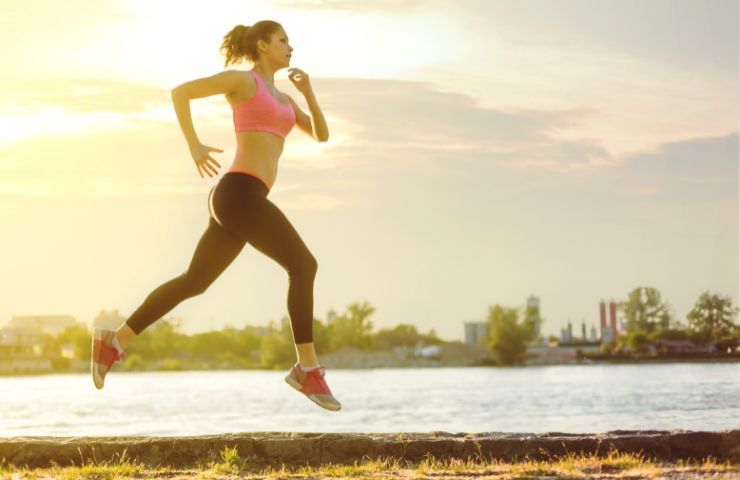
[236,196,319,361]
[120,216,247,345]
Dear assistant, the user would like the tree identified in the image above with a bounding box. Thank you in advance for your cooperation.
[421,328,443,345]
[625,330,650,352]
[327,301,375,351]
[522,303,544,342]
[311,318,331,354]
[190,330,240,359]
[53,323,91,360]
[648,328,689,341]
[687,291,738,342]
[124,352,146,371]
[372,324,421,350]
[128,319,188,360]
[619,286,673,334]
[486,305,528,365]
[259,317,296,369]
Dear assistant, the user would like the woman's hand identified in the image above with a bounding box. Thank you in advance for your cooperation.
[288,67,312,95]
[189,142,223,178]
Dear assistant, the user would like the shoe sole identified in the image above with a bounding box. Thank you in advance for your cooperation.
[284,373,341,411]
[91,328,106,390]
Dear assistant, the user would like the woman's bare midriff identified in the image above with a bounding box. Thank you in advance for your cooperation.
[225,72,288,191]
[230,131,284,191]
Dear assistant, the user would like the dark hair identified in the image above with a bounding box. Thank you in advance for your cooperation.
[220,21,283,67]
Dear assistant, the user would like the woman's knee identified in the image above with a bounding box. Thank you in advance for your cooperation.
[290,252,318,278]
[178,271,211,297]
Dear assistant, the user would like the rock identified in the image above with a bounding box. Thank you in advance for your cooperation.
[0,430,737,468]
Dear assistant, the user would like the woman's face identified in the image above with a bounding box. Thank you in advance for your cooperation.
[260,28,293,67]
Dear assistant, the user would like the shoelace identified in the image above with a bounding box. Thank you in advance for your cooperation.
[99,339,127,365]
[306,368,330,393]
[110,334,127,362]
[114,347,127,362]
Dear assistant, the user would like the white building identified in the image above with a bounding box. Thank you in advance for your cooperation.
[93,309,127,330]
[0,324,53,373]
[415,344,441,359]
[7,314,80,336]
[526,295,541,338]
[464,321,489,345]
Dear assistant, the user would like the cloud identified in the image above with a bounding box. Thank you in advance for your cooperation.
[2,0,136,23]
[301,78,612,175]
[2,75,736,226]
[0,77,168,114]
[277,0,423,11]
[0,0,139,64]
[607,132,738,204]
[462,0,738,73]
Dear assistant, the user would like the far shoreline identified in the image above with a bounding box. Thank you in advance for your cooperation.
[1,355,738,377]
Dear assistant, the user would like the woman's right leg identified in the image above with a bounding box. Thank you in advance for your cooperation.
[119,216,246,346]
[211,172,320,365]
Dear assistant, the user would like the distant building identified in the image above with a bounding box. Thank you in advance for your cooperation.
[0,324,46,354]
[464,321,489,345]
[0,356,52,373]
[526,341,601,365]
[414,344,441,359]
[609,301,618,341]
[559,318,603,349]
[525,295,541,338]
[599,300,620,343]
[93,309,126,330]
[648,339,711,354]
[7,314,80,336]
[560,320,574,343]
[0,324,53,373]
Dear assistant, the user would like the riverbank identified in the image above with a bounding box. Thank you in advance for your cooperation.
[2,430,738,470]
[2,342,738,376]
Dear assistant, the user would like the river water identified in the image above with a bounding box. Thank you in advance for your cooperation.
[1,363,737,437]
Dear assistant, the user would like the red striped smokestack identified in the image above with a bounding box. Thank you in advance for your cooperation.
[609,301,618,339]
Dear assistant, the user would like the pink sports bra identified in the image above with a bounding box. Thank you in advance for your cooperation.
[232,70,296,139]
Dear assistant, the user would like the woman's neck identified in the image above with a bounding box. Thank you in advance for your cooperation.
[252,64,277,87]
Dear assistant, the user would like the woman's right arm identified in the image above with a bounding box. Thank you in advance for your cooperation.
[170,70,243,148]
[171,70,244,177]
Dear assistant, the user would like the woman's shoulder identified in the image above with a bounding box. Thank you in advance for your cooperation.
[225,69,258,105]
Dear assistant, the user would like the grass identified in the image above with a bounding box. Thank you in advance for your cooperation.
[0,445,737,479]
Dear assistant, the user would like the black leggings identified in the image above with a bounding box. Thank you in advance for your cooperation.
[124,171,317,344]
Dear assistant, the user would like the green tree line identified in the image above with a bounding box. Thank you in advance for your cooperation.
[484,288,739,366]
[48,300,442,371]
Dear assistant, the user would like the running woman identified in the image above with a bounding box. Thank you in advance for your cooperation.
[92,20,341,411]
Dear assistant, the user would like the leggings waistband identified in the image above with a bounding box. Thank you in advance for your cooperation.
[225,169,271,194]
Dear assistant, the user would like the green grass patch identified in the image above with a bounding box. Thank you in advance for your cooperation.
[0,445,737,479]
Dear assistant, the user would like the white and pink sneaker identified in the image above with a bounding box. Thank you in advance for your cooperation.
[91,327,127,389]
[284,363,341,411]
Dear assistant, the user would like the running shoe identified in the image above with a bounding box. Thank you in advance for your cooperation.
[91,327,127,389]
[284,363,342,411]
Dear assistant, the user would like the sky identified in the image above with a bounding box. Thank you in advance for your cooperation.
[0,0,737,341]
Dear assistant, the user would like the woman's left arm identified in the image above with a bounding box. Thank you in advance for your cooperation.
[288,67,329,142]
[303,90,329,142]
